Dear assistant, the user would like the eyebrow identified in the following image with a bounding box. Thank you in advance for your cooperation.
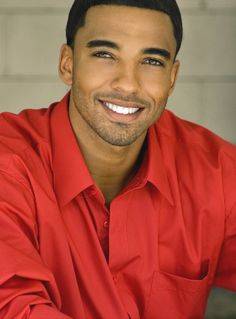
[86,40,119,50]
[86,39,171,60]
[142,48,171,60]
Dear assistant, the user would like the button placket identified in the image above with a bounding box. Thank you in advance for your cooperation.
[103,219,109,228]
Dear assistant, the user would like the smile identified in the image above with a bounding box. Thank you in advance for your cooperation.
[103,102,140,115]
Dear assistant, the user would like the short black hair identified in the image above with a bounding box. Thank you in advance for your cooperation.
[66,0,183,57]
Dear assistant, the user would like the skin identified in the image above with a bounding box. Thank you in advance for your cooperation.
[59,5,180,205]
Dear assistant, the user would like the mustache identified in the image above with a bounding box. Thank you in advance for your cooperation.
[94,92,151,107]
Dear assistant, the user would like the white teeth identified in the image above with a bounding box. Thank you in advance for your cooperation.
[103,102,139,115]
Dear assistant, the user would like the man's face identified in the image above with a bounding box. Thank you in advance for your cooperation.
[61,5,179,147]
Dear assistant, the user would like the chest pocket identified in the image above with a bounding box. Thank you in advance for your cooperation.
[144,267,210,319]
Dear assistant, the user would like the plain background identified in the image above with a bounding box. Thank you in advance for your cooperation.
[0,0,235,317]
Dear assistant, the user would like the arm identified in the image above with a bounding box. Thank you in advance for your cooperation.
[213,203,236,291]
[213,151,236,291]
[0,170,73,319]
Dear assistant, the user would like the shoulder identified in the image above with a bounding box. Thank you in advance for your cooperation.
[0,102,58,154]
[156,110,236,215]
[0,103,57,181]
[0,104,55,147]
[157,109,236,160]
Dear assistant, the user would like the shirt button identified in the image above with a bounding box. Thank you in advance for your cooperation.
[90,188,97,196]
[103,219,109,228]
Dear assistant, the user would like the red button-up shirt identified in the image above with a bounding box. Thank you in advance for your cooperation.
[0,93,235,319]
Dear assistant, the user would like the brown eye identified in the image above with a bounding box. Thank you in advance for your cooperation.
[143,58,163,66]
[93,51,113,59]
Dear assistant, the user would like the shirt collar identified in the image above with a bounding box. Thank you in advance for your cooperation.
[139,122,174,205]
[50,93,173,207]
[50,92,94,207]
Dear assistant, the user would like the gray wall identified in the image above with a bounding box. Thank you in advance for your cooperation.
[0,0,236,317]
[0,0,235,144]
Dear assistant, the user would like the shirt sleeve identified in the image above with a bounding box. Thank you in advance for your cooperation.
[0,169,73,319]
[213,152,236,292]
[213,204,236,291]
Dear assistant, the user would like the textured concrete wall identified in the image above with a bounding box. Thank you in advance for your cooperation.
[0,0,235,143]
[169,0,236,145]
[0,0,235,144]
[0,0,235,317]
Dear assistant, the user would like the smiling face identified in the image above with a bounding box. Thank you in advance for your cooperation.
[60,5,180,147]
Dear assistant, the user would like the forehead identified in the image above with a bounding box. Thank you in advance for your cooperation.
[76,5,176,56]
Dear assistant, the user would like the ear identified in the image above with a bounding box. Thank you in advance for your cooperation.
[59,44,73,85]
[168,60,180,96]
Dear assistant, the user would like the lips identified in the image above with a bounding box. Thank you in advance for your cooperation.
[103,101,139,115]
[99,99,143,116]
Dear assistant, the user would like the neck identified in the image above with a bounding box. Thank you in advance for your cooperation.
[82,139,145,205]
[69,106,146,205]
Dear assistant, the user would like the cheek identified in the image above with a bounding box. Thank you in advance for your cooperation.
[140,68,172,94]
[142,78,172,105]
[74,59,115,91]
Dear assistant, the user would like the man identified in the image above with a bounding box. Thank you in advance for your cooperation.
[0,0,235,318]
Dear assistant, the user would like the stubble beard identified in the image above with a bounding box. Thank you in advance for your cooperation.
[77,103,145,146]
[72,92,149,147]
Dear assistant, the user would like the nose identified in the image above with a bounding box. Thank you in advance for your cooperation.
[111,62,140,94]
